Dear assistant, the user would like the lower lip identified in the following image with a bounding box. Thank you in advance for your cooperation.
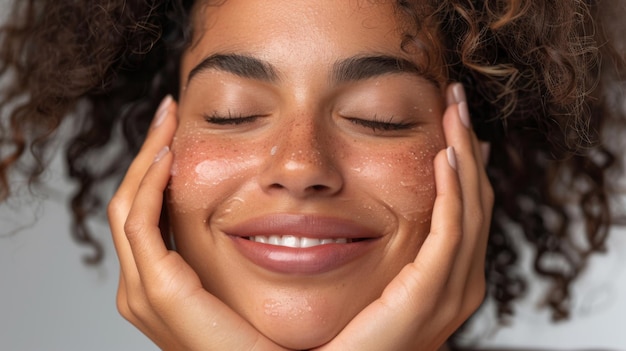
[230,237,378,275]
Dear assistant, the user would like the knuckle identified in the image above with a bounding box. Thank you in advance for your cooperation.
[126,291,151,320]
[144,274,179,310]
[106,197,119,220]
[107,194,128,221]
[136,267,177,309]
[124,216,148,240]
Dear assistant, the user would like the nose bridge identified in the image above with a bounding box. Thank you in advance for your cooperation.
[261,113,342,197]
[280,118,324,166]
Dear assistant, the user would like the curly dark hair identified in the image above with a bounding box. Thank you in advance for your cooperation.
[1,0,624,341]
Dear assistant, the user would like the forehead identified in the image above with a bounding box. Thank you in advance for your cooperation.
[188,0,405,43]
[180,0,432,84]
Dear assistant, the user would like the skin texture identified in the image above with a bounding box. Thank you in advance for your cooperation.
[107,1,493,350]
[171,0,444,347]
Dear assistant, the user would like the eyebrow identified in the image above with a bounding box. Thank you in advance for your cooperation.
[187,53,279,84]
[331,55,429,83]
[186,53,433,86]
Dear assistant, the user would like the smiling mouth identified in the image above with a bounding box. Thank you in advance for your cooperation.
[228,214,381,274]
[246,235,367,248]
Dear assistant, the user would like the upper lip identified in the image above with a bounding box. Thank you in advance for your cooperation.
[223,213,381,240]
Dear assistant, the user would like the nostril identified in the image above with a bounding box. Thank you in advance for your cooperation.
[269,183,286,190]
[310,185,327,191]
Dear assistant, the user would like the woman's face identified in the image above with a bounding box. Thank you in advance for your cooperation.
[169,0,445,348]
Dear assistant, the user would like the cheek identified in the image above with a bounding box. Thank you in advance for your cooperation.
[354,132,444,223]
[168,134,262,213]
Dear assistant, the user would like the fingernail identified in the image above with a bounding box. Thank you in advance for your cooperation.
[458,101,471,128]
[452,83,466,104]
[154,146,170,162]
[446,146,457,170]
[153,95,173,128]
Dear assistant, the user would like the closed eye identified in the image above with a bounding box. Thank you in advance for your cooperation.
[347,115,416,132]
[204,110,260,125]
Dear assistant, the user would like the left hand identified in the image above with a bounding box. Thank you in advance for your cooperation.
[313,83,493,351]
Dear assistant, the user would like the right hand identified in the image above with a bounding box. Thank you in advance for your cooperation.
[107,97,287,351]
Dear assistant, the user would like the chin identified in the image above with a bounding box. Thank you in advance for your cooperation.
[233,283,381,350]
[183,246,396,351]
[259,317,338,350]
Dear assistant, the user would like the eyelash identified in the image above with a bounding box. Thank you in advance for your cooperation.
[203,111,260,125]
[347,115,415,132]
[204,111,414,132]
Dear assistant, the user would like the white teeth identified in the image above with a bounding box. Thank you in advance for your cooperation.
[300,237,321,248]
[268,235,280,245]
[248,235,352,248]
[282,235,300,248]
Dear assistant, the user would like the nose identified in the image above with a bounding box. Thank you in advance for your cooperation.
[259,119,343,198]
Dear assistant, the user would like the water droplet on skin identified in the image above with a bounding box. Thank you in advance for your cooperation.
[270,145,278,156]
[263,297,313,320]
[264,299,282,317]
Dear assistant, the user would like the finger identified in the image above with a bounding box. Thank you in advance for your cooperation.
[461,129,493,318]
[116,96,176,201]
[108,98,177,335]
[466,132,493,295]
[116,271,155,337]
[381,146,462,308]
[444,85,481,216]
[124,147,173,272]
[444,83,492,310]
[115,270,132,321]
[108,98,177,283]
[403,146,464,294]
[443,87,484,240]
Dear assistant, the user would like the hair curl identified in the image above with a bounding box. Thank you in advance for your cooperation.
[1,0,624,340]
